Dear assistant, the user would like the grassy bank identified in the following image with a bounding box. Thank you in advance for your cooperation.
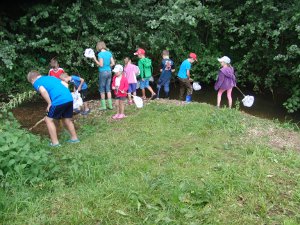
[1,101,300,224]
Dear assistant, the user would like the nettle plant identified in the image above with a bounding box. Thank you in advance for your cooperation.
[0,90,37,112]
[0,113,59,186]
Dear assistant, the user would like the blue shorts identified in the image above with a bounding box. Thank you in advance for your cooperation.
[128,83,137,93]
[47,101,73,119]
[140,79,150,89]
[99,71,112,93]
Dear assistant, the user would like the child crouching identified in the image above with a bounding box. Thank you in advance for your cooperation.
[60,73,90,115]
[112,64,129,119]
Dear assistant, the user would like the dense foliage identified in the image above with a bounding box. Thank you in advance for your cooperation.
[0,0,299,112]
[0,112,59,185]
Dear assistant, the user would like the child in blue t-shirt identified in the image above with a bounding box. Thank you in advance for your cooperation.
[157,50,175,99]
[27,70,79,146]
[60,73,90,115]
[177,53,198,103]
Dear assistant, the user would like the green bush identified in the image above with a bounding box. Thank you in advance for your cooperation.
[0,113,59,185]
[0,0,299,112]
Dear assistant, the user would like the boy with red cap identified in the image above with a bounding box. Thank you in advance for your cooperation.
[134,48,156,100]
[177,53,197,103]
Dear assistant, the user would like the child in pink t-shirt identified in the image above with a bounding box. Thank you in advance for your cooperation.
[124,57,140,105]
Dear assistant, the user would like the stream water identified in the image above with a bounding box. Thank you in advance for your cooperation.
[167,83,300,123]
[12,82,300,136]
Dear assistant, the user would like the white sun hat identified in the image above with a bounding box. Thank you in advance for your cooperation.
[113,64,124,73]
[84,48,95,58]
[217,56,231,64]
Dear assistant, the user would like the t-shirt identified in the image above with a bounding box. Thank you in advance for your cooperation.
[124,63,139,84]
[33,76,73,106]
[70,75,88,90]
[115,76,122,87]
[138,57,152,78]
[177,59,191,79]
[98,51,113,72]
[49,68,65,79]
[160,58,174,80]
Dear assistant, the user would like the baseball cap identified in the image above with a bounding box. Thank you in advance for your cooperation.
[218,56,231,64]
[189,53,198,61]
[113,64,123,73]
[134,48,146,55]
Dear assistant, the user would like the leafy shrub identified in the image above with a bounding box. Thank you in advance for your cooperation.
[0,0,299,112]
[0,113,59,185]
[0,90,36,112]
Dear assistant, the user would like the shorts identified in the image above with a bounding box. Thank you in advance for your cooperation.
[128,83,137,93]
[140,79,150,89]
[99,71,112,93]
[115,96,127,100]
[79,89,88,102]
[47,101,73,119]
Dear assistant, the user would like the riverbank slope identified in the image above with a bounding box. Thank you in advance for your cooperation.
[2,100,300,224]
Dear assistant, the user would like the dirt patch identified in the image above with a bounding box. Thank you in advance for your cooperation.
[154,98,188,106]
[248,125,300,152]
[13,100,105,135]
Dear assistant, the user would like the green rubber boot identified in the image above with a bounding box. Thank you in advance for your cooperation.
[99,99,107,110]
[107,98,113,110]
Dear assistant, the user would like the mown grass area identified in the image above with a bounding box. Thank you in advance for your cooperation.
[1,101,300,224]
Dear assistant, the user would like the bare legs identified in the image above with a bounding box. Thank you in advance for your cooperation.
[217,88,233,108]
[141,89,146,99]
[115,100,119,114]
[147,86,156,96]
[128,91,136,102]
[114,100,125,115]
[45,117,78,145]
[119,100,125,115]
[83,102,89,111]
[141,87,156,99]
[100,91,111,100]
[62,118,78,140]
[45,117,59,145]
[227,88,233,108]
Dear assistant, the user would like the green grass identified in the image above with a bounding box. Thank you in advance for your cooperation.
[1,101,300,224]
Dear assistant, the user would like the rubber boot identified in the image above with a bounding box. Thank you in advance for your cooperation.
[185,95,192,103]
[107,98,113,110]
[99,99,107,110]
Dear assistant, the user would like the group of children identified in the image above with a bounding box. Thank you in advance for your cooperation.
[89,43,200,119]
[28,42,236,147]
